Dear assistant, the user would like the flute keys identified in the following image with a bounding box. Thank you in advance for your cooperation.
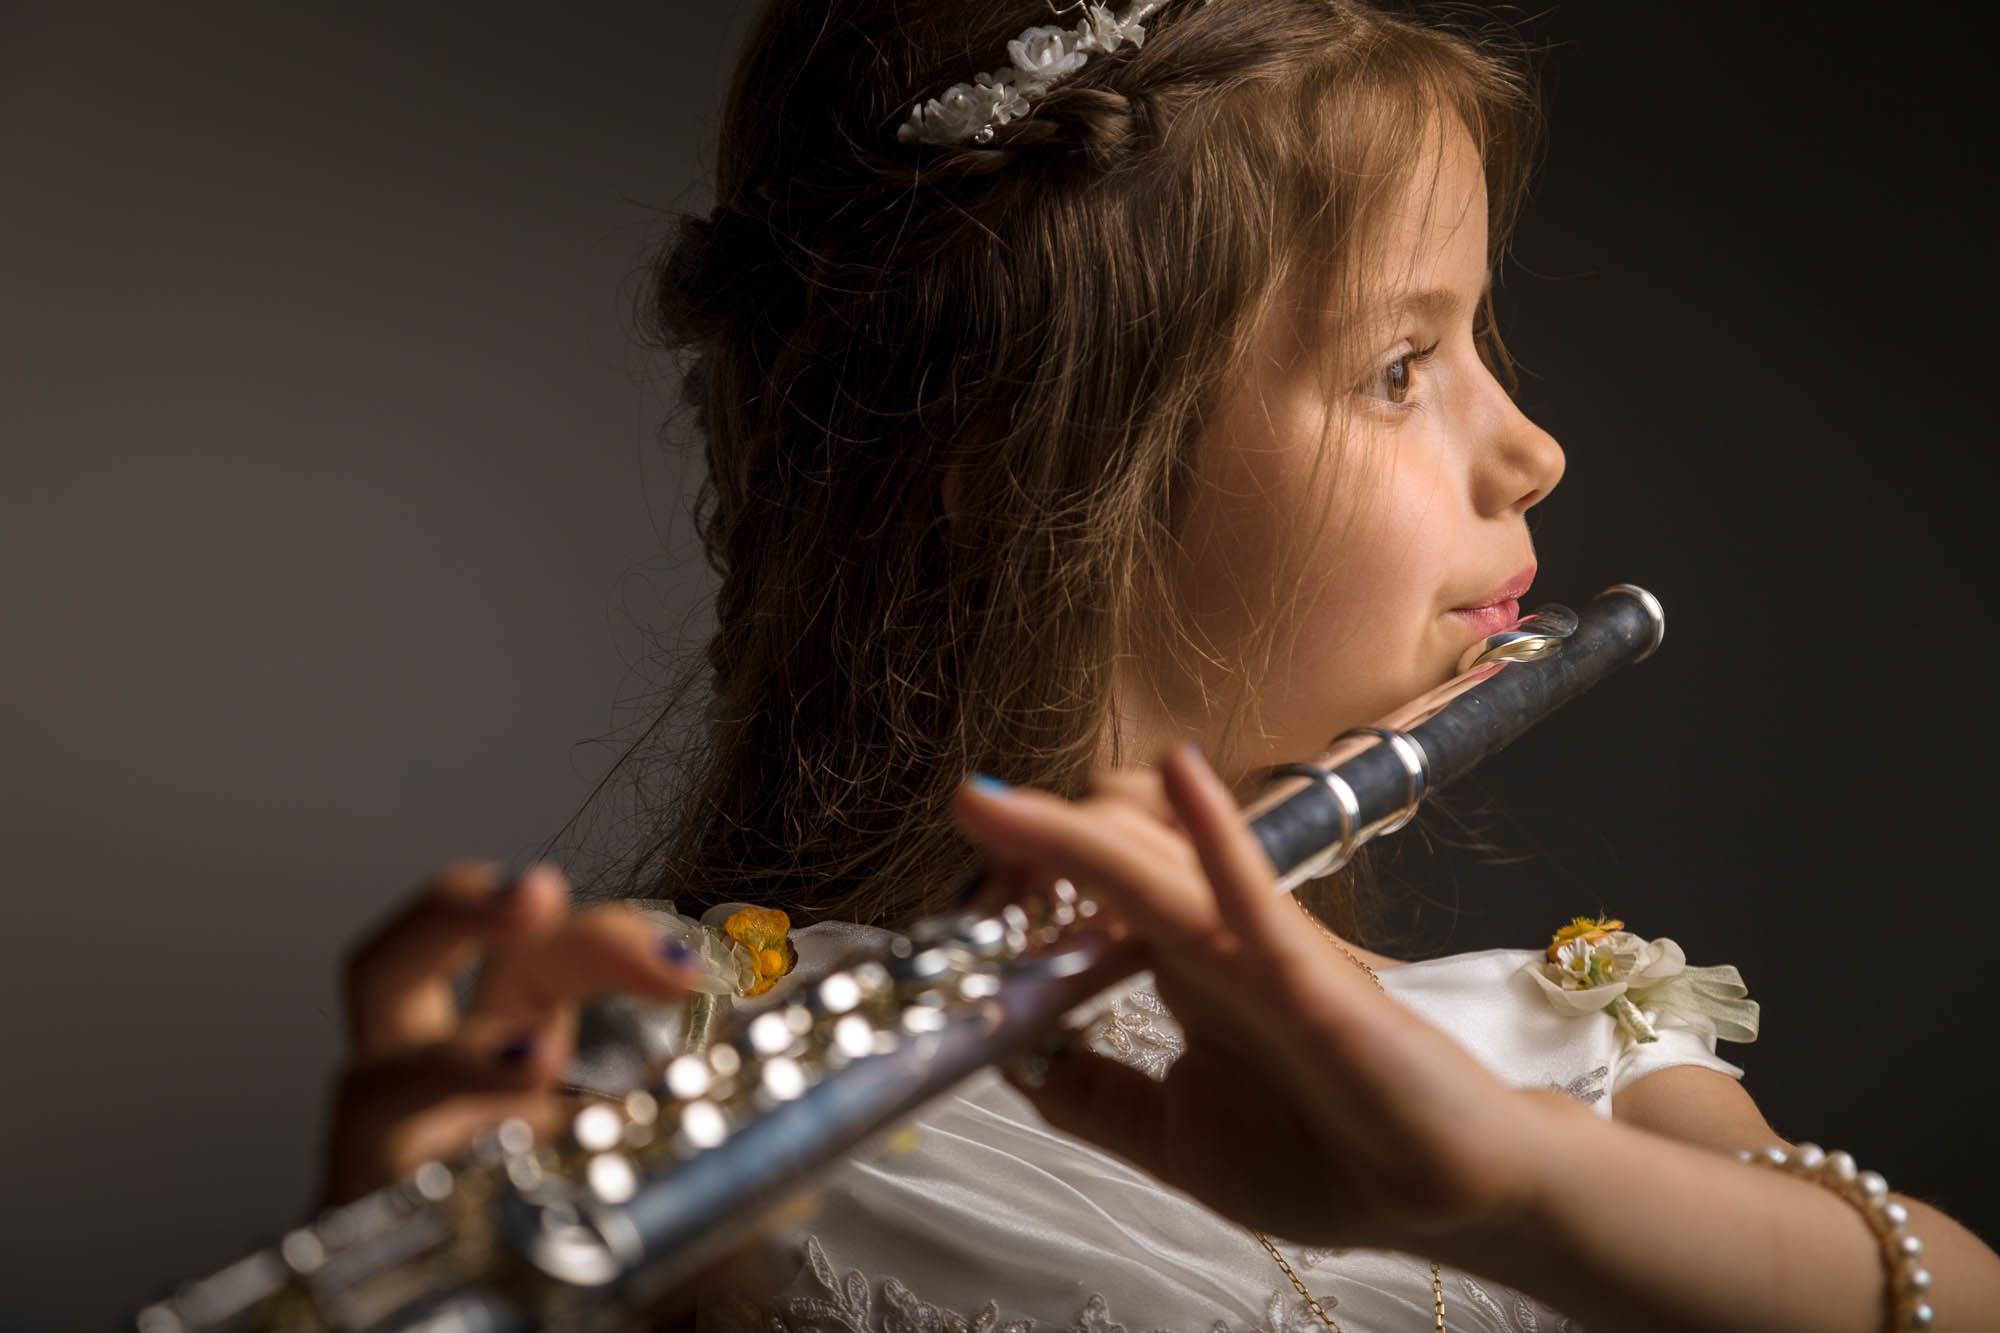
[586,1151,639,1204]
[411,1160,455,1202]
[757,1056,810,1105]
[677,1100,729,1152]
[832,1013,877,1061]
[573,1103,624,1154]
[496,1118,536,1156]
[956,971,1001,1000]
[747,1010,796,1056]
[901,999,949,1034]
[279,1228,325,1275]
[663,1055,712,1101]
[818,971,864,1014]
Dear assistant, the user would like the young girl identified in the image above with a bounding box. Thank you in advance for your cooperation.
[326,0,2000,1328]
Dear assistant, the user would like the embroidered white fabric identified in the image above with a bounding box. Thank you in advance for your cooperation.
[682,926,1746,1333]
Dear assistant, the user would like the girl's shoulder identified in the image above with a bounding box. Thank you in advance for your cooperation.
[1346,939,1412,972]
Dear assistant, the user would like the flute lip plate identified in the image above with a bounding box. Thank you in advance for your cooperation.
[1455,603,1577,673]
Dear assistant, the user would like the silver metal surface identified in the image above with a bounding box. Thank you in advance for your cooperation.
[1599,583,1665,661]
[1455,604,1580,672]
[144,586,1665,1333]
[1332,723,1429,835]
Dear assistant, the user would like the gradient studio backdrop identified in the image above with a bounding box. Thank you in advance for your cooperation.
[4,3,1995,1327]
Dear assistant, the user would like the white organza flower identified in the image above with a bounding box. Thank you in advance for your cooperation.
[1008,25,1090,82]
[1546,929,1651,991]
[975,68,1034,123]
[1522,930,1761,1047]
[898,0,1162,146]
[898,82,1003,145]
[1077,3,1151,53]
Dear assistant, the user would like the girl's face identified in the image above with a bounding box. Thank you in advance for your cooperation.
[1134,117,1567,784]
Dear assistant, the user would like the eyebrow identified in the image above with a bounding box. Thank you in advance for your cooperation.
[1383,282,1491,326]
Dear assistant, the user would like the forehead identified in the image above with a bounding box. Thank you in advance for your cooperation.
[1361,117,1489,324]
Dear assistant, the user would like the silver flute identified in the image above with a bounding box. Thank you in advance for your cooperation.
[139,585,1665,1333]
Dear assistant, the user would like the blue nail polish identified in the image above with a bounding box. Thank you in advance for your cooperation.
[498,1036,536,1064]
[969,772,1011,795]
[659,937,697,967]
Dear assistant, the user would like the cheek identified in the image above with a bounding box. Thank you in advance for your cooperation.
[1307,442,1455,635]
[1157,399,1465,764]
[1260,448,1460,742]
[1169,438,1293,634]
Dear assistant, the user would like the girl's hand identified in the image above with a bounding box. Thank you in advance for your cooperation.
[322,860,704,1207]
[950,745,1576,1257]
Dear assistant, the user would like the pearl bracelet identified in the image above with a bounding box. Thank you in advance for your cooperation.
[1737,1142,1935,1331]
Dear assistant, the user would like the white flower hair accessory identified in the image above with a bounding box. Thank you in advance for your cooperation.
[1523,916,1761,1049]
[898,0,1166,146]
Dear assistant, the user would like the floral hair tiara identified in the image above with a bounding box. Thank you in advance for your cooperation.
[898,0,1166,146]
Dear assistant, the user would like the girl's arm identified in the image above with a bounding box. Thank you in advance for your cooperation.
[951,748,2000,1333]
[1463,1066,2000,1333]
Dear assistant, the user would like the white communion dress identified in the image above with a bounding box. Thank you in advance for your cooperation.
[646,919,1753,1333]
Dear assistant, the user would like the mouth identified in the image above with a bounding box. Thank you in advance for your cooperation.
[1448,563,1536,635]
[1447,599,1522,636]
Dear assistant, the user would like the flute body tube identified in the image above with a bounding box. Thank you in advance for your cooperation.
[1247,583,1662,891]
[141,585,1665,1333]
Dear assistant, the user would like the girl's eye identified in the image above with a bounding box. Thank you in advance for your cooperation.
[1361,339,1441,406]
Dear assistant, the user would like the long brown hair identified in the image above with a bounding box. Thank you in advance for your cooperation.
[589,0,1541,938]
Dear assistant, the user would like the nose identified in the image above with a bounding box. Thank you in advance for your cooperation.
[1470,365,1565,517]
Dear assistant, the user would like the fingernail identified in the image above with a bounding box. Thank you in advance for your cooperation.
[497,1035,536,1065]
[659,937,698,968]
[967,772,1011,796]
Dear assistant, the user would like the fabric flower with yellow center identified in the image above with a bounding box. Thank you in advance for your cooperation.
[1547,915,1624,959]
[1523,915,1760,1050]
[636,907,757,996]
[619,899,805,1059]
[723,905,796,998]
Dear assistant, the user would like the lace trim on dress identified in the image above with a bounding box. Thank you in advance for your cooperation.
[727,1236,1339,1333]
[1545,1064,1609,1107]
[1455,1274,1585,1333]
[1085,978,1184,1081]
[1087,976,1613,1112]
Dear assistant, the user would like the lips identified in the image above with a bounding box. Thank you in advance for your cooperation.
[1453,563,1536,614]
[1448,600,1522,636]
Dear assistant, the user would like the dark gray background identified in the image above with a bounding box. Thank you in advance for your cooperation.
[4,3,1994,1328]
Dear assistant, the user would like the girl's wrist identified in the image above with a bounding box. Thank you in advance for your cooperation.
[1431,1092,1678,1328]
[1440,1093,1919,1333]
[1429,1086,1599,1282]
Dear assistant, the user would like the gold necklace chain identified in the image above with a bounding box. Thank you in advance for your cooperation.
[1249,905,1446,1333]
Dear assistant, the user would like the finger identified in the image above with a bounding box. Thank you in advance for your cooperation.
[1002,1044,1173,1178]
[950,777,1217,948]
[1157,743,1310,959]
[1083,766,1183,830]
[321,1043,565,1205]
[462,901,707,1043]
[343,860,566,1060]
[1159,744,1376,1000]
[323,1088,567,1205]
